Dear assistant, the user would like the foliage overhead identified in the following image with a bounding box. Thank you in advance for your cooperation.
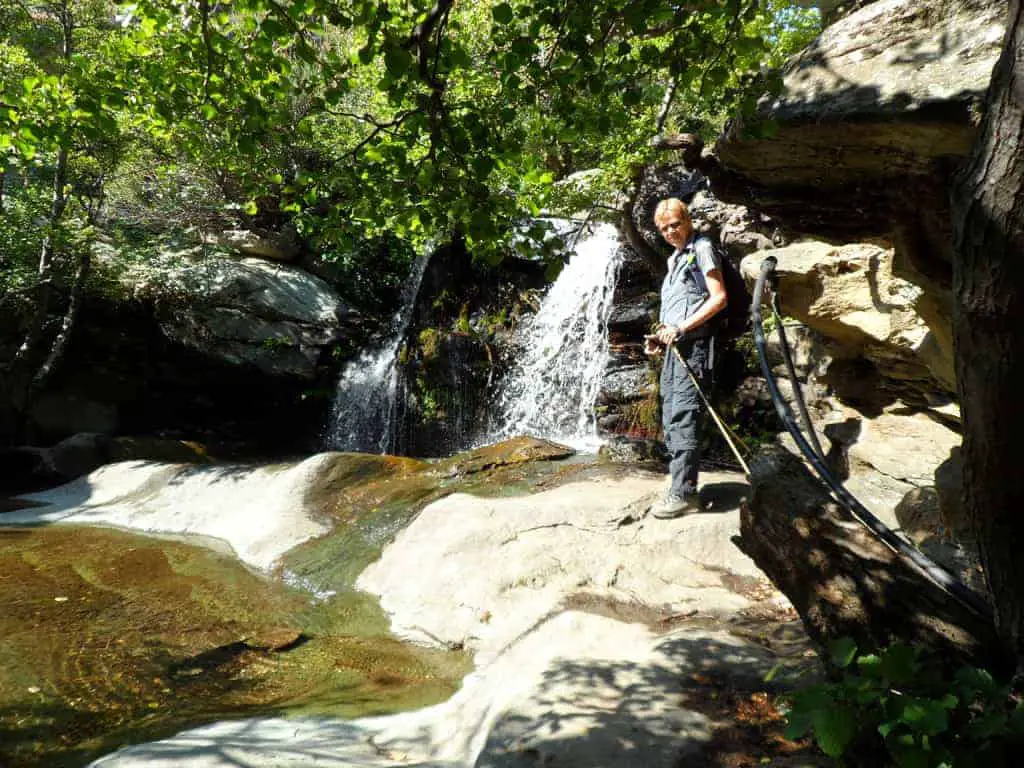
[1,0,819,273]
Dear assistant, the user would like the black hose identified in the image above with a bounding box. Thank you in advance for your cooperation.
[771,290,827,462]
[751,256,991,621]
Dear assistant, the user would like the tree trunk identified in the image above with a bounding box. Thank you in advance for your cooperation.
[621,167,667,281]
[29,247,90,392]
[951,1,1024,660]
[4,2,75,442]
[736,447,1013,673]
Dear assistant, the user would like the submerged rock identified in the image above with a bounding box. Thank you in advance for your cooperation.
[0,525,466,768]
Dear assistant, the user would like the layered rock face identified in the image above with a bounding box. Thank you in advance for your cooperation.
[713,0,1004,293]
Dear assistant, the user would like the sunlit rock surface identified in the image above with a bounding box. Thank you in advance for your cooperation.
[742,242,954,395]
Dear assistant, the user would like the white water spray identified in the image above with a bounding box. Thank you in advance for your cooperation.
[490,223,622,450]
[327,251,432,453]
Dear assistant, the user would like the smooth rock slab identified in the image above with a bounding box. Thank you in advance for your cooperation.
[92,613,784,768]
[357,471,762,664]
[4,457,336,570]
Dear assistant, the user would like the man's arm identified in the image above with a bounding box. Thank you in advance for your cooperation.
[678,267,726,334]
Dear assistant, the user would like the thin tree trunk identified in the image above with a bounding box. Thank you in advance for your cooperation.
[12,146,70,372]
[951,1,1024,659]
[29,246,90,393]
[621,167,667,280]
[6,2,74,439]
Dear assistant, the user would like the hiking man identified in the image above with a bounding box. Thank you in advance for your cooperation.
[645,197,727,518]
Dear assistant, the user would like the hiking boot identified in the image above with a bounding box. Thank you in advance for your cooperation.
[650,492,703,519]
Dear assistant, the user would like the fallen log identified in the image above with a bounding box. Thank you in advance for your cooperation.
[733,446,1013,674]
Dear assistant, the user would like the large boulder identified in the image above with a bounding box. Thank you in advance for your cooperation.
[201,227,302,262]
[125,255,349,379]
[742,242,954,397]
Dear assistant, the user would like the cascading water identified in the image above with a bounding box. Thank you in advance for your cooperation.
[327,250,432,453]
[490,222,622,450]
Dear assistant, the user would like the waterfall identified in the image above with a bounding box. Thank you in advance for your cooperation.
[327,250,432,453]
[490,222,622,450]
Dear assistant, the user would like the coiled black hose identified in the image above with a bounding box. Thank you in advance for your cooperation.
[751,255,991,621]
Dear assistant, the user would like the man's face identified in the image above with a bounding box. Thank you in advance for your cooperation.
[656,212,692,250]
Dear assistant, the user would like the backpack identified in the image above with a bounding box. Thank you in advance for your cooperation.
[684,240,752,343]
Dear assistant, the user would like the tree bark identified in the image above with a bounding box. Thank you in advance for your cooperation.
[951,1,1024,659]
[29,246,90,394]
[619,168,666,281]
[736,447,1012,674]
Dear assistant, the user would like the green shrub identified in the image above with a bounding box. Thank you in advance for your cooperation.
[784,638,1024,767]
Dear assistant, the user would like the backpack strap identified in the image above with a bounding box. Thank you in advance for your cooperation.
[680,243,710,300]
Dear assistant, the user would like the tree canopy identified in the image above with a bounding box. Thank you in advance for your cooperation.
[1,0,820,261]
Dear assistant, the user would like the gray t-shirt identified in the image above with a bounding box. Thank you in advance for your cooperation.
[659,235,720,329]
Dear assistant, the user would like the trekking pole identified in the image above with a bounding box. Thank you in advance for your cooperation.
[671,345,751,476]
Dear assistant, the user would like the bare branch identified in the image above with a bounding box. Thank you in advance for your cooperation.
[346,110,415,160]
[654,79,678,134]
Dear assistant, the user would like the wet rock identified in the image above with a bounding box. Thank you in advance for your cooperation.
[434,437,576,478]
[598,436,668,464]
[597,365,653,406]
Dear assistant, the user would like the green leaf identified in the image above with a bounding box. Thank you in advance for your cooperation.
[492,3,514,25]
[639,44,660,65]
[471,156,494,179]
[857,654,883,677]
[880,643,917,684]
[784,709,813,740]
[811,705,857,758]
[242,200,258,215]
[511,38,538,59]
[828,637,858,669]
[384,46,412,77]
[954,667,997,697]
[899,698,950,736]
[261,17,287,38]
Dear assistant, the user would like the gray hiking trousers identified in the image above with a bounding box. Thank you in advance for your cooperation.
[660,336,711,498]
